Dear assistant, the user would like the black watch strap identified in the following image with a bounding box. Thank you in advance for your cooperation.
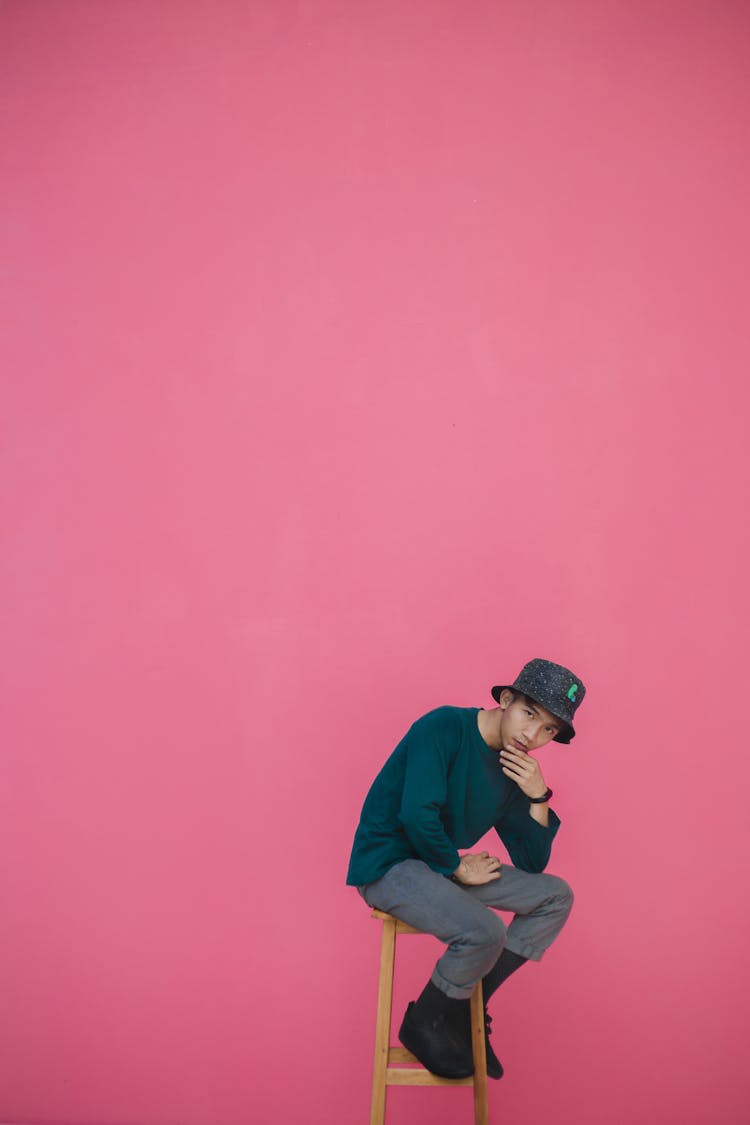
[528,787,553,804]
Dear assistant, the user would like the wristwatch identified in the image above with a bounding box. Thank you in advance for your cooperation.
[528,787,553,804]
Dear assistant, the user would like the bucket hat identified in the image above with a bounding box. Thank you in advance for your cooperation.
[491,658,585,744]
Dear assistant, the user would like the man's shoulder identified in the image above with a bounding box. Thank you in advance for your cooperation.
[409,704,474,734]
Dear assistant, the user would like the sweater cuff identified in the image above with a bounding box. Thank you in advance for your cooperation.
[429,852,461,877]
[527,807,561,835]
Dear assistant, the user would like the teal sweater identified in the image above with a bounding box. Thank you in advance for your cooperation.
[346,706,561,886]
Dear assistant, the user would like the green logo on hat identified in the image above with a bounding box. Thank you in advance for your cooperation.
[567,684,578,701]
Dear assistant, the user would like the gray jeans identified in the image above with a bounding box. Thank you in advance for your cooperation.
[359,858,574,999]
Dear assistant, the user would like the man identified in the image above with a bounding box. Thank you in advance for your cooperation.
[346,658,585,1080]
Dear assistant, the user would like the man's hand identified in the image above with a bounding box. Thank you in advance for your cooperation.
[453,851,502,885]
[499,746,548,800]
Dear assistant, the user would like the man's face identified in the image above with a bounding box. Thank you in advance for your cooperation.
[498,691,563,752]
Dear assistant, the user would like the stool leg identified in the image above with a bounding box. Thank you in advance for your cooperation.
[470,981,489,1125]
[370,916,397,1125]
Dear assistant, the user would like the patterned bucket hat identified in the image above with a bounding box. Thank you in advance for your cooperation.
[491,658,586,744]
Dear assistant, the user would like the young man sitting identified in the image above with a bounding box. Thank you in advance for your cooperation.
[346,658,585,1079]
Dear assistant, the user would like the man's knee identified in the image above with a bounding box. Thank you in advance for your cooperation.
[461,910,507,953]
[545,875,574,914]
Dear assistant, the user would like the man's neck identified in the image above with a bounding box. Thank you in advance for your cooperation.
[477,707,503,751]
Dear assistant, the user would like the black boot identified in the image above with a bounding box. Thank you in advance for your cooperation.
[462,1006,504,1080]
[399,980,475,1079]
[457,949,528,1080]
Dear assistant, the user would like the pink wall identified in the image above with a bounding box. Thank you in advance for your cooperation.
[2,2,749,1123]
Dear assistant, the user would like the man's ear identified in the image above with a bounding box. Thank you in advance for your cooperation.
[499,689,514,710]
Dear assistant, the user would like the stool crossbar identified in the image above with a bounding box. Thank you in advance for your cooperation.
[370,909,489,1125]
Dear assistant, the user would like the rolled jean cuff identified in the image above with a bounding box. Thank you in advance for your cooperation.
[504,937,544,962]
[430,966,476,1000]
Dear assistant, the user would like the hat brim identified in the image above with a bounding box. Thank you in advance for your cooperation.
[491,684,575,744]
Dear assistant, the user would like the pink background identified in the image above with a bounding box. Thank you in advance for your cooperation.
[2,2,749,1123]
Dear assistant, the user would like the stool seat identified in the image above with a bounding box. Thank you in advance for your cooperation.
[370,908,423,936]
[369,909,489,1124]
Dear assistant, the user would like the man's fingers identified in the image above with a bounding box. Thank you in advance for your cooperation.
[501,765,524,779]
[501,748,526,763]
[501,754,531,772]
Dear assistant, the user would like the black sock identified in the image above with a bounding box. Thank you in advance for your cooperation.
[481,948,527,1003]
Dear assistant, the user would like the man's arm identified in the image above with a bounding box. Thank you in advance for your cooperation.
[399,767,460,875]
[528,801,550,829]
[494,744,560,872]
[397,711,462,875]
[495,794,560,873]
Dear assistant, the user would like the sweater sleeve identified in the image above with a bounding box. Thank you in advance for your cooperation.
[397,711,461,876]
[495,796,561,874]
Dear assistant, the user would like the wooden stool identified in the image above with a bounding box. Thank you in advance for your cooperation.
[370,909,489,1125]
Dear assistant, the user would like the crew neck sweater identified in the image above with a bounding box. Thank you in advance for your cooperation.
[346,706,561,887]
